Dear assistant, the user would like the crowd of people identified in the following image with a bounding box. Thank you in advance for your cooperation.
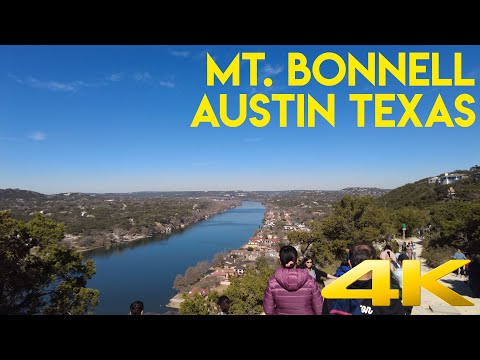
[129,240,480,315]
[263,244,407,315]
[262,241,480,315]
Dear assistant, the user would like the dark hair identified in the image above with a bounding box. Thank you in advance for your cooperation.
[217,295,231,313]
[279,245,298,268]
[350,243,376,267]
[383,245,392,251]
[397,254,409,265]
[342,246,352,265]
[303,256,314,265]
[130,300,144,315]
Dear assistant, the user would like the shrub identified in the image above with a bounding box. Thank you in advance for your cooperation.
[422,243,457,268]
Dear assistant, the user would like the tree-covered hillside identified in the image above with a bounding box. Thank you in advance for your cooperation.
[287,166,480,268]
[0,189,240,250]
[377,168,480,209]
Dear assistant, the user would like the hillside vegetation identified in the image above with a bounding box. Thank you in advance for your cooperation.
[288,166,480,268]
[0,189,240,250]
[378,168,480,209]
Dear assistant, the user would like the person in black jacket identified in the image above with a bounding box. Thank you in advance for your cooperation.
[468,254,480,298]
[323,243,407,315]
[300,256,336,289]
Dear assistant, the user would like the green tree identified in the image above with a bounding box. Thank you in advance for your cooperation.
[295,196,399,269]
[394,207,429,237]
[178,291,220,315]
[179,293,210,315]
[223,257,274,314]
[0,211,99,314]
[321,195,396,244]
[428,200,480,253]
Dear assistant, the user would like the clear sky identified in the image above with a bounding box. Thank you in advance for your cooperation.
[1,45,479,194]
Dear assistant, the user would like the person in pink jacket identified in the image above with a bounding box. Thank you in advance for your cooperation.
[263,245,323,315]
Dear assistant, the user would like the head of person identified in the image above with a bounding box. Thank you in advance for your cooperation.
[343,246,352,264]
[397,254,409,266]
[279,245,298,269]
[303,256,314,269]
[350,243,376,268]
[296,256,303,266]
[217,295,232,313]
[129,300,144,315]
[383,245,392,251]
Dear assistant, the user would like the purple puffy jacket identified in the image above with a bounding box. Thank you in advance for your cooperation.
[263,268,323,315]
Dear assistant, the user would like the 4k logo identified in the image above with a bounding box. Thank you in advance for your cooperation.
[322,260,473,306]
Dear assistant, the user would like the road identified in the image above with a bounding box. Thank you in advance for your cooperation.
[405,237,480,315]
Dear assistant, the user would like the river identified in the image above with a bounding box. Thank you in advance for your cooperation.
[85,200,265,314]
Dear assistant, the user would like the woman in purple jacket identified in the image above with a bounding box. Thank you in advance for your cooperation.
[263,245,324,315]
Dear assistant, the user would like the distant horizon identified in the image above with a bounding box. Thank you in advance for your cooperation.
[1,185,393,196]
[2,45,479,193]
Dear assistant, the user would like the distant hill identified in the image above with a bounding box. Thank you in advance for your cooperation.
[377,167,480,209]
[0,188,47,201]
[341,187,390,197]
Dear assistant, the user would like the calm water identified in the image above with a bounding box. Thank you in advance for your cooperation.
[85,201,265,314]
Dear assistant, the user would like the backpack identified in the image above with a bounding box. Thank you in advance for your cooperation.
[391,260,400,270]
[386,251,400,269]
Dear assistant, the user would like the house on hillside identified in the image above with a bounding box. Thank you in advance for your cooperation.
[244,251,258,261]
[234,264,246,277]
[265,250,277,257]
[231,249,250,258]
[188,287,209,297]
[438,173,467,185]
[428,176,439,185]
[211,268,236,280]
[270,238,280,245]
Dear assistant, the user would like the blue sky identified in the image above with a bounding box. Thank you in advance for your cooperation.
[1,45,479,194]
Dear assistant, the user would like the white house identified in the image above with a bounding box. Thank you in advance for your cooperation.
[438,173,467,185]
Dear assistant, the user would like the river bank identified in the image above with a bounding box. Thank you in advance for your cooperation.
[71,202,240,252]
[85,200,265,314]
[166,207,273,311]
